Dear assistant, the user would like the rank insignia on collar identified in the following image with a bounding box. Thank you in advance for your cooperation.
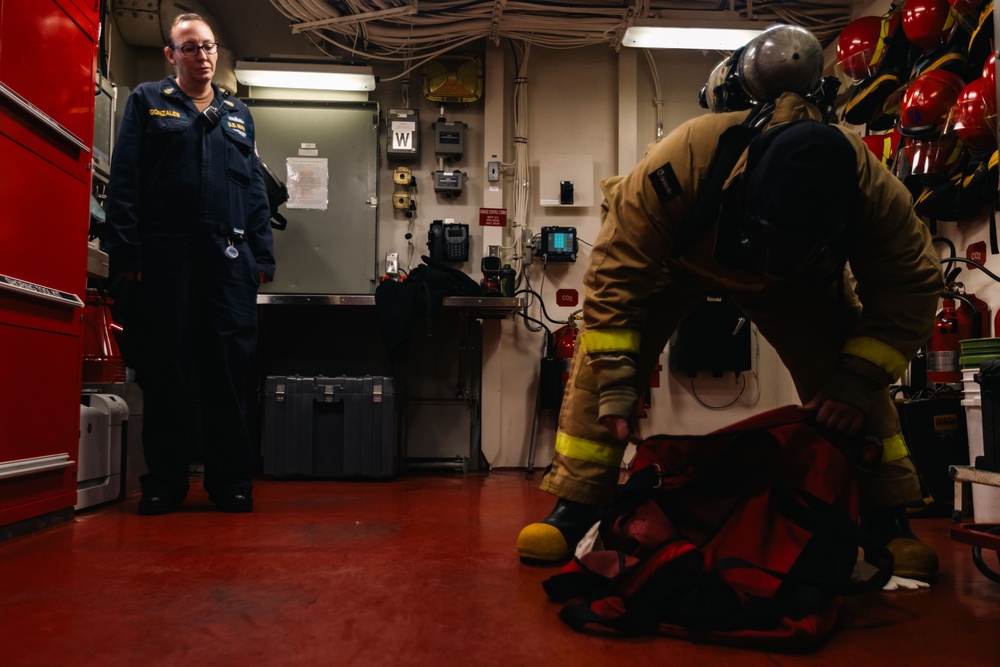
[163,87,174,95]
[224,100,235,107]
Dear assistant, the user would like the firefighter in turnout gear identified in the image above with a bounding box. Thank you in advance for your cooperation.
[517,26,944,583]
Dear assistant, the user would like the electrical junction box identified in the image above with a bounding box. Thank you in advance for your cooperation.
[669,297,751,377]
[433,170,464,196]
[392,191,412,210]
[433,119,467,160]
[539,153,593,207]
[393,166,414,186]
[387,109,420,160]
[92,71,117,178]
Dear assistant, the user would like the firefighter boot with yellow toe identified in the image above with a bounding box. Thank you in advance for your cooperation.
[517,498,599,563]
[862,506,939,581]
[886,537,939,581]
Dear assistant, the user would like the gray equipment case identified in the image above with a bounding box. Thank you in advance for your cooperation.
[262,375,402,479]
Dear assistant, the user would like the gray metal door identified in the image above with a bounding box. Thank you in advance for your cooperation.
[247,100,379,295]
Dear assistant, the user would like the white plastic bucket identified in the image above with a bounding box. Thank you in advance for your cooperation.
[962,368,979,401]
[961,397,1000,523]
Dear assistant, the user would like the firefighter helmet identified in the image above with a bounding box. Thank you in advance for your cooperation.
[983,51,996,91]
[901,131,963,175]
[898,69,966,137]
[945,77,997,152]
[836,15,885,81]
[699,50,752,112]
[737,25,824,103]
[902,0,956,51]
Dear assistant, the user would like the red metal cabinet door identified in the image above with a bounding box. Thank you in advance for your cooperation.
[0,0,97,530]
[0,0,98,150]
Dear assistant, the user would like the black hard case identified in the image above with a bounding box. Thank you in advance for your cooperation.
[262,375,402,479]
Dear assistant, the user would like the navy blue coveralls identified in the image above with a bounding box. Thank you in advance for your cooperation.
[105,75,275,501]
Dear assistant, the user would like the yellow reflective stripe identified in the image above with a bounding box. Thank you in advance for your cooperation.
[555,431,623,467]
[872,19,890,66]
[943,12,957,33]
[580,329,641,355]
[880,136,893,165]
[882,433,909,463]
[842,336,910,379]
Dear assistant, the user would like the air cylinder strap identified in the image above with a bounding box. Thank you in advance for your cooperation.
[670,123,762,259]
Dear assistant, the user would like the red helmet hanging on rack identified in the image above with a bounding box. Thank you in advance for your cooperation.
[983,51,996,91]
[899,69,967,136]
[836,15,885,81]
[902,0,957,51]
[945,77,998,152]
[899,70,967,175]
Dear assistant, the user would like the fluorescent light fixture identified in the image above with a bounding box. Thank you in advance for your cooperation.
[234,61,376,91]
[622,14,774,50]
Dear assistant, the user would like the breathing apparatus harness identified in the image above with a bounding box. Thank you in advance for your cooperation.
[672,78,854,288]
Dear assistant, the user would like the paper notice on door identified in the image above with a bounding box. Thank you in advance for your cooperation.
[286,157,329,210]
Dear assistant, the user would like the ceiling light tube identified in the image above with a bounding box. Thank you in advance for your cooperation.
[234,61,376,91]
[622,15,774,50]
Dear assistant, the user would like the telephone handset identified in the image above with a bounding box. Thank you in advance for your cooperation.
[427,220,469,262]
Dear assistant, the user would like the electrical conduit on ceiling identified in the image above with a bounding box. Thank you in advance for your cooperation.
[267,0,853,69]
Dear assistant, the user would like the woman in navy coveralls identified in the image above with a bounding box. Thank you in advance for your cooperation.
[105,13,275,514]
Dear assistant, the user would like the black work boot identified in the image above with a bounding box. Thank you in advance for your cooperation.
[861,506,939,581]
[517,498,600,563]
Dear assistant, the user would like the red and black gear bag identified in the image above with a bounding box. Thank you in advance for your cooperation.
[542,405,894,649]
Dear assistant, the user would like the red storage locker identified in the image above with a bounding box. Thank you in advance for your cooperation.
[0,0,98,534]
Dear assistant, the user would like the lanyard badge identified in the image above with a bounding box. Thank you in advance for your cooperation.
[225,227,245,259]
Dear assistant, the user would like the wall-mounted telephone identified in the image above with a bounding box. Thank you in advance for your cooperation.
[428,220,469,262]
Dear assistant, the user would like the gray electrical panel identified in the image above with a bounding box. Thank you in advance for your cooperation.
[247,100,379,295]
[92,72,117,179]
[432,119,467,160]
[386,108,419,160]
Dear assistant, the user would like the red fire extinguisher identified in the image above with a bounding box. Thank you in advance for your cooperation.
[551,321,578,402]
[927,297,971,384]
[82,289,126,383]
[958,290,989,337]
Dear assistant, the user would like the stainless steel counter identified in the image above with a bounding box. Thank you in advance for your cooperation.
[257,294,524,320]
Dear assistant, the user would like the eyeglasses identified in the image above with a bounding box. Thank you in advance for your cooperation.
[169,42,219,58]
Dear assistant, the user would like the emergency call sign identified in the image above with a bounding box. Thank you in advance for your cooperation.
[479,208,507,227]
